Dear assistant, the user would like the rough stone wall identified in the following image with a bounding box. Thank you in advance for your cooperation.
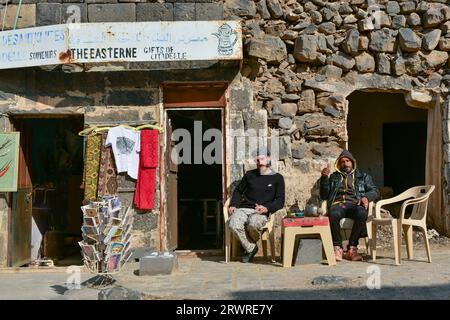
[224,0,449,236]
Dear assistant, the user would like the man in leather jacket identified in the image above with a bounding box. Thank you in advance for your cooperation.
[320,150,379,261]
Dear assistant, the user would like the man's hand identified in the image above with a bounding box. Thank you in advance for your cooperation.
[255,204,268,215]
[357,197,369,209]
[228,206,236,215]
[321,163,331,177]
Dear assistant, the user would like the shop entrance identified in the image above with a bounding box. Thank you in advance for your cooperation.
[10,116,84,267]
[347,91,428,197]
[166,109,224,250]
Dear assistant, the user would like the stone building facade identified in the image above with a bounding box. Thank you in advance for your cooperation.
[0,0,449,267]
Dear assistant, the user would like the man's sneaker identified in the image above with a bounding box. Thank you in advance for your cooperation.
[242,245,258,263]
[334,246,343,262]
[344,246,363,261]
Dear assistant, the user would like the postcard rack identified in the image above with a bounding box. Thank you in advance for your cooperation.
[79,195,133,275]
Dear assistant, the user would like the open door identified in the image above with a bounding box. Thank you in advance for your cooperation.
[166,117,178,251]
[9,123,32,267]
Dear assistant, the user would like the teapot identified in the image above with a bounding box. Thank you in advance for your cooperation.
[304,204,320,217]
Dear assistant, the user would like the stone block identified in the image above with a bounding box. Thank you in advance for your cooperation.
[36,3,61,26]
[230,80,253,111]
[392,15,406,29]
[423,29,442,51]
[293,238,323,265]
[278,135,292,159]
[377,53,391,74]
[327,52,355,70]
[106,90,158,106]
[63,3,88,23]
[267,0,283,19]
[36,3,88,25]
[173,3,195,21]
[400,1,416,14]
[423,8,444,28]
[0,4,35,29]
[243,109,268,131]
[136,3,173,21]
[196,3,223,20]
[293,35,318,62]
[341,29,359,56]
[407,12,421,27]
[386,1,400,15]
[369,29,396,53]
[248,36,287,64]
[139,252,178,276]
[399,28,422,52]
[256,0,271,20]
[224,0,256,18]
[88,4,136,22]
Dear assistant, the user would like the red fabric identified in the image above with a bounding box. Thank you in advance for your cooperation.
[135,130,159,210]
[282,217,329,227]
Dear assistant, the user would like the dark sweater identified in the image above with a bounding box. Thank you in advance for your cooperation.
[230,169,285,214]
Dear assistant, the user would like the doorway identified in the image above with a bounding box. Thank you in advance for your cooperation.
[383,122,427,195]
[10,116,84,267]
[347,91,428,196]
[166,109,224,250]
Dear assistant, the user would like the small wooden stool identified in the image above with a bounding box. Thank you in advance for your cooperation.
[282,217,336,267]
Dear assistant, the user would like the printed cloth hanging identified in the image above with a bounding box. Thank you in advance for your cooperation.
[105,125,140,180]
[97,132,118,197]
[135,130,159,210]
[83,134,102,201]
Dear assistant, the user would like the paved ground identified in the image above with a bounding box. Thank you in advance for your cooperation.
[0,244,450,300]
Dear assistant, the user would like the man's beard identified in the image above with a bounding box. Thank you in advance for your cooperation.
[342,166,352,173]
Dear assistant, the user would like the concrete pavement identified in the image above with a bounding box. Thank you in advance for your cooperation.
[0,244,449,300]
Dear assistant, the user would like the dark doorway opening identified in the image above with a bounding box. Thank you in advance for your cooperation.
[167,110,223,250]
[383,122,427,195]
[11,116,84,267]
[347,91,428,197]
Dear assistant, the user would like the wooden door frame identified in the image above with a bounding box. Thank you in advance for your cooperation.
[159,82,229,251]
[7,114,84,266]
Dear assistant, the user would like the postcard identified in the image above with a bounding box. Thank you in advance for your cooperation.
[106,254,122,273]
[110,235,122,243]
[107,196,121,213]
[104,226,123,244]
[109,242,125,255]
[83,217,98,227]
[81,205,99,218]
[78,242,100,261]
[82,225,98,236]
[109,217,122,227]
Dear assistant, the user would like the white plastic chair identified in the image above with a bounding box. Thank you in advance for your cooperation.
[370,185,435,265]
[223,198,276,263]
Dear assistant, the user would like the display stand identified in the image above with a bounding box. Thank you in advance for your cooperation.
[78,195,133,280]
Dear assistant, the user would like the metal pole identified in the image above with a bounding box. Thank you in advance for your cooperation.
[13,0,23,30]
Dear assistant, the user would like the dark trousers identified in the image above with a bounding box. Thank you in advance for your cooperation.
[329,203,368,248]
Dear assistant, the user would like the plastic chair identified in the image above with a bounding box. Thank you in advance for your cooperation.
[370,185,435,265]
[223,198,276,263]
[320,201,372,254]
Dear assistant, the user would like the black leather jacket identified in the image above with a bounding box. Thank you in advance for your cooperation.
[320,169,380,209]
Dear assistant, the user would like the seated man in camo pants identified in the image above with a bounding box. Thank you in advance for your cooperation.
[228,147,285,263]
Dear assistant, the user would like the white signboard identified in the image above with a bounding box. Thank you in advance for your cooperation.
[0,21,242,70]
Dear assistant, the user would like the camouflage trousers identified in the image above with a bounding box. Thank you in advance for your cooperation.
[228,208,268,253]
